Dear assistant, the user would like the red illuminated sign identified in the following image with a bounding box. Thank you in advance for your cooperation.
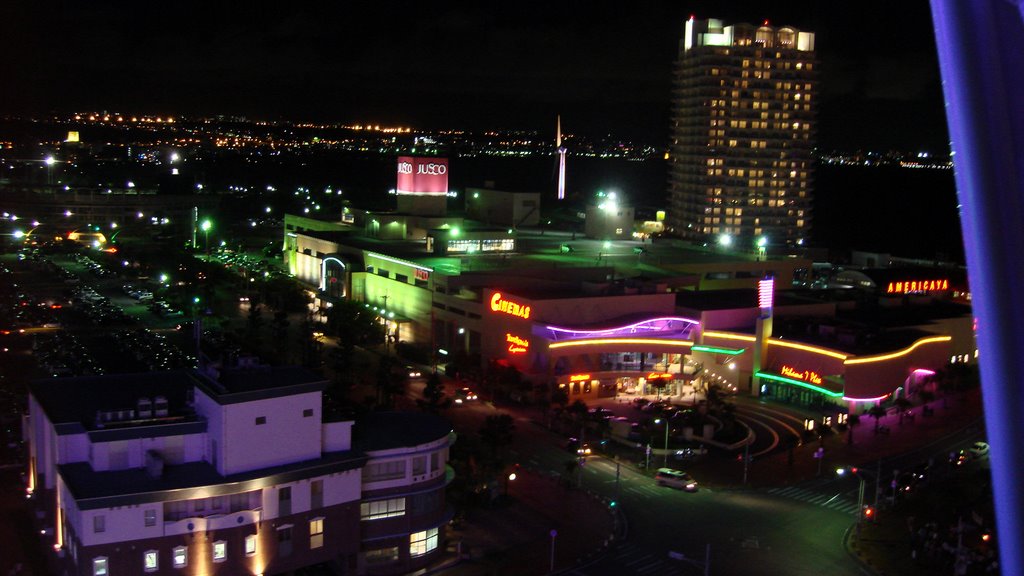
[506,333,529,354]
[414,269,430,281]
[780,365,823,385]
[569,374,591,382]
[646,372,673,380]
[490,292,531,320]
[396,156,448,196]
[886,279,949,294]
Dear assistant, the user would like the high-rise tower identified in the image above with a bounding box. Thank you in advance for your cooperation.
[667,17,817,248]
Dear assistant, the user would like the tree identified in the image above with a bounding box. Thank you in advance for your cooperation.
[271,310,290,362]
[479,414,516,461]
[867,404,887,433]
[894,397,912,425]
[328,299,384,375]
[550,386,569,410]
[374,355,406,409]
[846,413,861,445]
[418,372,450,413]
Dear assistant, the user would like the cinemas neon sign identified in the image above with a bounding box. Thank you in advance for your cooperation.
[506,333,529,354]
[780,365,823,385]
[490,292,531,319]
[886,279,949,294]
[569,374,591,382]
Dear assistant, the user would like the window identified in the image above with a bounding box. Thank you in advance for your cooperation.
[412,456,426,476]
[255,416,266,425]
[277,526,293,557]
[144,508,156,527]
[279,486,292,516]
[365,547,400,565]
[309,517,324,549]
[311,479,323,509]
[92,557,108,576]
[144,550,158,572]
[212,540,227,563]
[93,515,105,533]
[409,528,439,557]
[245,534,257,556]
[303,408,314,418]
[360,498,406,520]
[363,460,406,482]
[172,546,187,568]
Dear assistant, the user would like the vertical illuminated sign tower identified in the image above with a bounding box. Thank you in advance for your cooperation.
[752,276,774,396]
[556,116,567,200]
[667,17,817,246]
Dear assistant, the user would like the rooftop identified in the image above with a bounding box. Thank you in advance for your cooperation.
[59,449,366,510]
[352,412,453,453]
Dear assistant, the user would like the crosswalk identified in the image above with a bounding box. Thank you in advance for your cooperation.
[763,481,860,515]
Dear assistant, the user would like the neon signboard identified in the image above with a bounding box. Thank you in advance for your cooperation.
[646,372,673,380]
[758,277,774,310]
[506,333,529,354]
[490,292,531,320]
[569,374,591,382]
[886,279,949,294]
[414,269,430,281]
[396,156,449,196]
[780,365,823,385]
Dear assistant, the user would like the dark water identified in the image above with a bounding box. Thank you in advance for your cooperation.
[448,157,963,263]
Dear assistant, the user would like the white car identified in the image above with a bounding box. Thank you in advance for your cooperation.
[968,441,990,459]
[655,468,698,491]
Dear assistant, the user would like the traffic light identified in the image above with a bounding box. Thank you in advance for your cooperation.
[609,500,617,508]
[862,505,874,520]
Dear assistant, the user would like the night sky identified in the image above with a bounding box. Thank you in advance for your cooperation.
[2,1,946,150]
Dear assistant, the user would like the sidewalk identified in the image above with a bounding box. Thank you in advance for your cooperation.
[426,468,614,575]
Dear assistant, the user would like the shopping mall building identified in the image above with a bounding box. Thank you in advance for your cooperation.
[283,156,975,412]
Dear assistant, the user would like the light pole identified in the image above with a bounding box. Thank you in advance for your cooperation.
[549,529,557,573]
[200,219,212,256]
[655,418,671,468]
[44,155,55,185]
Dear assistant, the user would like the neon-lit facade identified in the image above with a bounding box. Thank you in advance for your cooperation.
[281,219,971,410]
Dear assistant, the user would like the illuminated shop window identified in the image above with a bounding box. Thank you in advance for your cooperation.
[213,541,227,562]
[172,546,187,568]
[245,534,257,556]
[92,557,108,576]
[144,550,158,572]
[409,527,439,557]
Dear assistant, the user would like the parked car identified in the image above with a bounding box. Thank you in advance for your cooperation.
[655,468,698,491]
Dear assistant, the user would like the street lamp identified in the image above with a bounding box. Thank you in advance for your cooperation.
[200,219,212,255]
[44,155,56,185]
[655,418,671,468]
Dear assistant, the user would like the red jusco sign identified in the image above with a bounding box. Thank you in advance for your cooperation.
[396,156,448,196]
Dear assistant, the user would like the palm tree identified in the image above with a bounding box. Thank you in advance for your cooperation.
[418,372,449,413]
[867,404,887,433]
[894,397,912,425]
[847,413,861,445]
[479,414,516,461]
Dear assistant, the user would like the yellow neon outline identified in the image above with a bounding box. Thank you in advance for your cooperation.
[702,331,756,342]
[768,339,848,360]
[549,338,694,350]
[844,336,952,365]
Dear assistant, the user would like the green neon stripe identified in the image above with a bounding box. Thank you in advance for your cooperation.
[692,345,745,355]
[756,371,844,398]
